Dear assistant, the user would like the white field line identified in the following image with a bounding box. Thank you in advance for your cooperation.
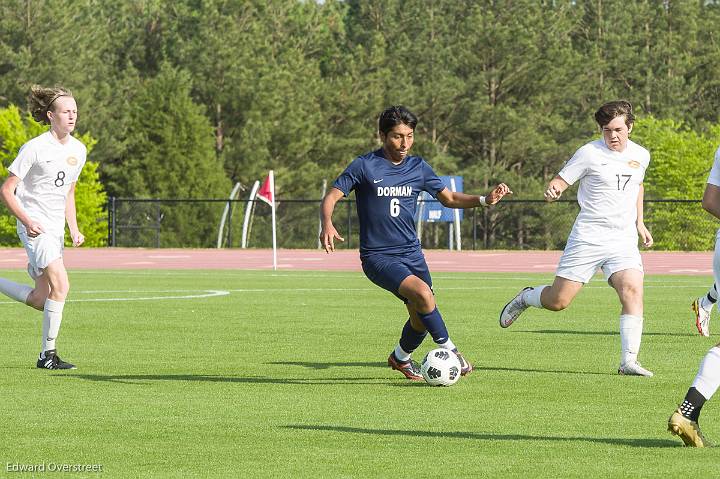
[0,269,710,285]
[0,290,229,305]
[0,281,704,306]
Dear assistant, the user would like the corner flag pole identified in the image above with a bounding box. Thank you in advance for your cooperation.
[270,170,277,270]
[256,172,277,269]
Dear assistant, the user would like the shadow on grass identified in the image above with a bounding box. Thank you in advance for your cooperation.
[59,373,395,385]
[475,366,613,376]
[268,361,387,370]
[516,329,696,337]
[264,361,607,384]
[285,424,679,448]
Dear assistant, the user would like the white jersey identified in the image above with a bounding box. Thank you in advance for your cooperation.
[558,138,650,245]
[707,146,720,187]
[8,131,87,236]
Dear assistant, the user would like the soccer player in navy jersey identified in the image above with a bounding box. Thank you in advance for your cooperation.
[319,105,512,380]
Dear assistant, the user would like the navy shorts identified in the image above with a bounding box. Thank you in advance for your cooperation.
[361,249,433,302]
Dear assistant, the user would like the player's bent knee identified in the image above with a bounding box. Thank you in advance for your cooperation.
[617,286,642,303]
[418,287,434,304]
[399,277,434,308]
[48,278,70,299]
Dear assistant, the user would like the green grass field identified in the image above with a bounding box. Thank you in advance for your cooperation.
[1,269,719,478]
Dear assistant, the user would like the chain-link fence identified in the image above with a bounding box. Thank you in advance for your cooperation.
[107,198,714,251]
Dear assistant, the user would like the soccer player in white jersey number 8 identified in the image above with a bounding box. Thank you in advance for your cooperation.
[320,105,512,381]
[0,85,87,370]
[498,100,655,377]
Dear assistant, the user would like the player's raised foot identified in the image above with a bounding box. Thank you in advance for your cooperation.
[36,350,76,370]
[499,287,533,328]
[692,298,711,337]
[668,408,710,447]
[617,361,653,377]
[453,350,473,376]
[387,352,422,381]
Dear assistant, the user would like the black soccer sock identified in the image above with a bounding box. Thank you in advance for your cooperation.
[398,319,427,355]
[417,307,450,345]
[680,387,707,422]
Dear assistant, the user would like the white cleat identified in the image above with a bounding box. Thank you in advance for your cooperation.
[499,287,532,328]
[617,361,653,377]
[692,298,711,337]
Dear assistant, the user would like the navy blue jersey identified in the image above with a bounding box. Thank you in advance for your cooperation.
[333,148,445,256]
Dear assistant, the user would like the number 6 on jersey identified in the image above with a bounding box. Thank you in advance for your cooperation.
[390,197,400,217]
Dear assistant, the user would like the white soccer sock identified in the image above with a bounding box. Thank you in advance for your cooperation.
[41,299,65,354]
[437,339,457,351]
[523,285,548,308]
[0,278,32,304]
[691,347,720,400]
[709,284,719,302]
[393,345,411,362]
[700,295,714,311]
[619,314,643,365]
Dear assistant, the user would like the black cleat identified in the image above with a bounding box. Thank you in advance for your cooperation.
[36,350,76,370]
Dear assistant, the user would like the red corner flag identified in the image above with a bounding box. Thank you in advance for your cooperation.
[257,173,274,206]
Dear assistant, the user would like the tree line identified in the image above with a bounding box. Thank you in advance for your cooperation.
[1,0,720,248]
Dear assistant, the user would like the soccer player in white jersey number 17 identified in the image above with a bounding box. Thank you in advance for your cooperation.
[498,100,655,377]
[0,85,87,370]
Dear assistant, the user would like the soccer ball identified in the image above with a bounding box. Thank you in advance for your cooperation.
[420,348,461,386]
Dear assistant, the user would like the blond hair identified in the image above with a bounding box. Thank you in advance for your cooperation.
[28,85,73,124]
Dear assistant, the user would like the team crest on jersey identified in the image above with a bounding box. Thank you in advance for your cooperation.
[627,160,641,168]
[66,156,78,166]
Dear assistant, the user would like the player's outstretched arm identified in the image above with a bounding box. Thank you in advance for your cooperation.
[702,183,720,222]
[436,183,512,209]
[544,176,569,202]
[319,187,345,254]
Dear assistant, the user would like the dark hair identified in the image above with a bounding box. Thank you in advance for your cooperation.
[594,100,634,128]
[378,105,418,135]
[28,85,73,124]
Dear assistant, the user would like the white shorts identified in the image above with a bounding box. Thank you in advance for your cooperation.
[556,239,643,284]
[19,232,64,279]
